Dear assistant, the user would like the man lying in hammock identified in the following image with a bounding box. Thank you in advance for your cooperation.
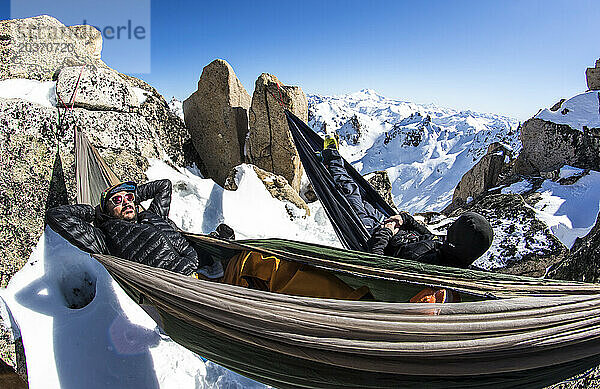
[46,180,202,276]
[320,135,493,281]
[46,180,370,301]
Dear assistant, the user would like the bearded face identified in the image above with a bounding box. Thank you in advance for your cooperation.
[107,191,137,221]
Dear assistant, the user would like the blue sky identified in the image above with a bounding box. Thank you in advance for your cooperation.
[4,0,600,120]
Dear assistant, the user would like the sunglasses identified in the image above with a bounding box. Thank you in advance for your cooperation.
[109,192,135,206]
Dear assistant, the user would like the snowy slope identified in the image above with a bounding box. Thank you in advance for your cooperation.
[309,89,521,213]
[501,166,600,249]
[147,161,339,244]
[536,91,600,131]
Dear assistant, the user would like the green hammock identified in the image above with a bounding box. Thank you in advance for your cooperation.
[75,128,600,389]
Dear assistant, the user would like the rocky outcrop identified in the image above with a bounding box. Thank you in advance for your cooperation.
[224,164,310,216]
[183,59,250,186]
[513,118,600,175]
[0,88,194,290]
[363,170,398,213]
[0,15,207,379]
[0,16,108,81]
[586,59,600,90]
[383,114,428,147]
[0,98,163,274]
[550,99,566,112]
[121,74,201,168]
[56,65,139,112]
[248,73,308,192]
[0,354,26,388]
[0,91,196,372]
[448,142,511,211]
[547,212,600,282]
[446,194,567,277]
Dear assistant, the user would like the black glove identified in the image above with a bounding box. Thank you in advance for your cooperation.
[209,223,235,240]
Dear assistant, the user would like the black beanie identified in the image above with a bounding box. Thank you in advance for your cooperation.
[445,212,493,267]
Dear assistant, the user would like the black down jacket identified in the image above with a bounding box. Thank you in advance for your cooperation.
[46,179,199,275]
[367,212,448,266]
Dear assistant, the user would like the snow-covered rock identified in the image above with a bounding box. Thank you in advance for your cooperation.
[446,193,566,274]
[527,167,600,249]
[450,165,600,274]
[535,90,600,131]
[169,97,184,121]
[515,91,600,175]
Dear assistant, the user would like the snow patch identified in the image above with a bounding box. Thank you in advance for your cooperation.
[145,160,340,245]
[501,180,533,195]
[559,165,585,179]
[0,79,56,107]
[535,91,600,131]
[169,98,184,121]
[529,170,600,248]
[132,87,150,105]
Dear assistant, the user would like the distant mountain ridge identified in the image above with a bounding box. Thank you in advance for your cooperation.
[308,89,521,213]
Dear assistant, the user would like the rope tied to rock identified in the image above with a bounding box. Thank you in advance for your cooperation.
[267,82,286,109]
[55,64,86,140]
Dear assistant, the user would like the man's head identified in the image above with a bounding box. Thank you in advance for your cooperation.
[441,212,493,268]
[100,181,138,221]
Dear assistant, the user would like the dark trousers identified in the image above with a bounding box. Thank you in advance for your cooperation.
[324,149,383,235]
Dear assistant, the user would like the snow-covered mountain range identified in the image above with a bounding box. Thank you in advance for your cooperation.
[308,89,521,212]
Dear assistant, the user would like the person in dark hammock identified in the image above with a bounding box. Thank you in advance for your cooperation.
[320,136,494,272]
